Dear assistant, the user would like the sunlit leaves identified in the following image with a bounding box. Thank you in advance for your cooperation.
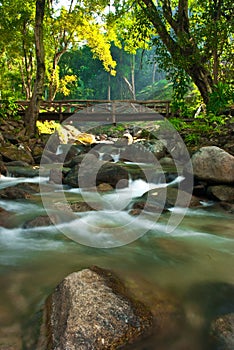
[107,3,154,54]
[0,0,36,98]
[59,74,77,95]
[45,1,117,98]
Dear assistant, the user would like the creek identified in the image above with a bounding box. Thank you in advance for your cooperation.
[0,171,234,349]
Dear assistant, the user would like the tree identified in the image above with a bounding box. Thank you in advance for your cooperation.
[44,0,116,100]
[58,44,161,100]
[0,0,36,99]
[24,0,45,137]
[113,0,234,104]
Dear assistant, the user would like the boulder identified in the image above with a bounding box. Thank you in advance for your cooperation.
[0,131,5,146]
[0,187,32,200]
[159,157,176,167]
[5,160,30,167]
[96,162,129,188]
[49,168,64,184]
[63,145,86,163]
[0,160,7,176]
[36,266,153,350]
[191,146,234,183]
[185,282,234,349]
[141,139,167,160]
[0,183,39,200]
[64,154,90,168]
[0,145,34,164]
[132,187,200,213]
[70,201,101,212]
[120,144,156,163]
[64,155,129,189]
[63,164,79,187]
[23,211,79,228]
[97,183,114,192]
[0,207,17,228]
[56,124,81,144]
[31,144,44,164]
[56,124,96,145]
[223,142,234,156]
[23,215,55,228]
[219,202,234,214]
[208,185,234,203]
[6,165,39,178]
[209,313,234,350]
[53,201,101,213]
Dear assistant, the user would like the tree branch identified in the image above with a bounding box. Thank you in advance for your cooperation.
[138,0,178,54]
[162,0,178,32]
[177,0,189,33]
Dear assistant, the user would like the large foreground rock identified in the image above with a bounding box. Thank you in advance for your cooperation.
[191,146,234,183]
[36,266,153,350]
[209,313,234,350]
[185,281,234,350]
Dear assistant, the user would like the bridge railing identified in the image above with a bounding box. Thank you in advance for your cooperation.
[2,99,172,122]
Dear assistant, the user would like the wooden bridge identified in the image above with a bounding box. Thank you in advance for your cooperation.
[14,99,172,123]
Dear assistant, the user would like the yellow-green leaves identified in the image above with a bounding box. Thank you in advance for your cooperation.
[59,75,77,96]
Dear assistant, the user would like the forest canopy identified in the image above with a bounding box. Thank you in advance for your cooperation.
[0,0,233,115]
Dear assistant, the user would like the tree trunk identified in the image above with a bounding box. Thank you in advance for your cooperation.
[24,0,45,137]
[138,0,214,104]
[212,0,222,84]
[152,62,157,84]
[123,76,135,99]
[187,64,213,104]
[48,50,66,101]
[131,55,136,100]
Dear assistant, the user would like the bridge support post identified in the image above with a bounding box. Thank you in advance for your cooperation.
[59,103,63,122]
[166,101,170,117]
[112,101,116,126]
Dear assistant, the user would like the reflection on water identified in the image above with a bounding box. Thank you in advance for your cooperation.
[0,176,234,349]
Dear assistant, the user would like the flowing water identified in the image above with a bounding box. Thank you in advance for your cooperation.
[0,174,234,349]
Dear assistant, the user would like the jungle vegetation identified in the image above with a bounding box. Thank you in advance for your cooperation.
[0,0,233,136]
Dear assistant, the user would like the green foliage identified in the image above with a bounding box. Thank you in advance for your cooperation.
[194,112,229,133]
[137,79,172,100]
[0,0,233,106]
[169,110,230,146]
[90,123,126,138]
[58,45,163,100]
[168,117,188,131]
[113,0,234,104]
[207,82,234,115]
[0,0,36,99]
[168,68,193,116]
[44,2,117,100]
[0,0,117,100]
[184,133,200,146]
[0,98,19,120]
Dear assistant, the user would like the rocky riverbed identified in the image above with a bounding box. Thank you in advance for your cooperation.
[0,117,234,349]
